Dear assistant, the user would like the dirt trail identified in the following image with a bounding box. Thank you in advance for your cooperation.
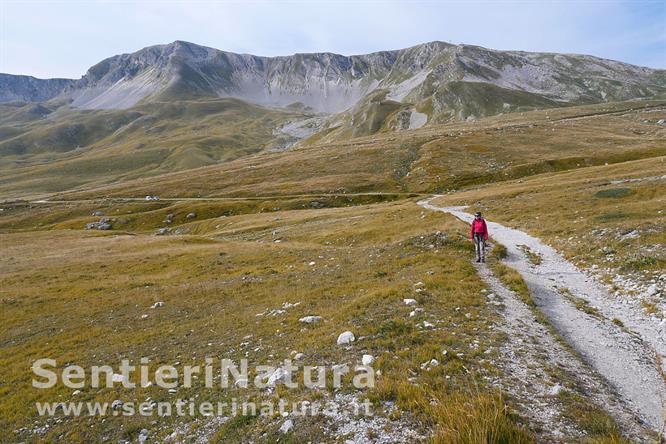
[475,262,651,441]
[418,196,666,433]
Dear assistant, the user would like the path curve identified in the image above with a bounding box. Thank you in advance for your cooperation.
[418,196,665,432]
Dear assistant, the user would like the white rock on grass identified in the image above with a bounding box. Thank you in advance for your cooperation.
[646,284,659,296]
[549,384,563,396]
[421,359,439,370]
[151,301,164,308]
[112,373,125,383]
[361,354,375,366]
[294,353,305,360]
[409,308,424,317]
[138,429,150,444]
[267,368,287,386]
[403,298,417,306]
[299,315,322,324]
[337,331,355,345]
[279,419,294,433]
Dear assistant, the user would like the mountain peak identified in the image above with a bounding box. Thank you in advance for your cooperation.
[1,41,664,119]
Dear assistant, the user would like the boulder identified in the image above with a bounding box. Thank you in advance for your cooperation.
[186,212,196,219]
[337,331,355,345]
[403,298,417,306]
[84,221,112,230]
[299,315,322,324]
[361,354,375,366]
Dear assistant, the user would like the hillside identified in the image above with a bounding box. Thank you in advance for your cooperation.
[0,98,312,197]
[1,98,662,200]
[2,99,665,442]
[1,41,664,200]
[2,40,665,123]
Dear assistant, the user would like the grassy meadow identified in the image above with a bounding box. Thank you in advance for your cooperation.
[1,99,665,442]
[433,155,666,312]
[1,199,532,442]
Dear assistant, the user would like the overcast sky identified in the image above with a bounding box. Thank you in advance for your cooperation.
[1,0,664,78]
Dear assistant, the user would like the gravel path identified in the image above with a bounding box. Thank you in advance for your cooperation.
[476,262,651,441]
[419,196,666,432]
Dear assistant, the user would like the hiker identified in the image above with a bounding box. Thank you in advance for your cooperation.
[470,211,488,263]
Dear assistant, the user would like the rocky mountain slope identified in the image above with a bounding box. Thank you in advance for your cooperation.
[2,41,665,125]
[0,74,74,103]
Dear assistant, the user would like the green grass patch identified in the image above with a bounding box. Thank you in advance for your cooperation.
[517,245,542,265]
[558,288,602,319]
[492,262,534,308]
[594,188,632,199]
[594,212,627,222]
[491,243,508,260]
[211,414,258,443]
[559,391,628,442]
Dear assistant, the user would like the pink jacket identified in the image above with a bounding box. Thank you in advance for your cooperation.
[470,218,488,240]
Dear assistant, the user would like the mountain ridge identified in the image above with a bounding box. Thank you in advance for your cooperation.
[2,40,664,123]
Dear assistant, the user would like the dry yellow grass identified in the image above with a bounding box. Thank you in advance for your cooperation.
[2,99,663,442]
[0,200,530,442]
[1,99,661,201]
[433,155,665,309]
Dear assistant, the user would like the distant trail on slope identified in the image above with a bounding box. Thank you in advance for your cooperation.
[24,192,428,205]
[418,196,666,432]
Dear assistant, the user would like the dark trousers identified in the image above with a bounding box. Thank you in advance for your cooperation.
[473,233,486,260]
